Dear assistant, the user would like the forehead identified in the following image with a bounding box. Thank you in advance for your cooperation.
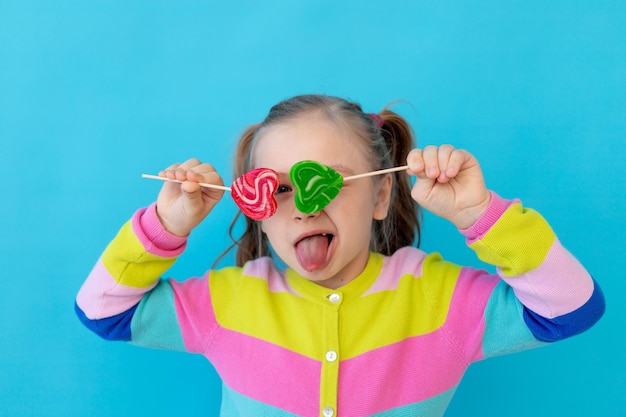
[252,115,371,174]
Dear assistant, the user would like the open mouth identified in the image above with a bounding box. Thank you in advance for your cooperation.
[321,233,334,245]
[294,233,335,272]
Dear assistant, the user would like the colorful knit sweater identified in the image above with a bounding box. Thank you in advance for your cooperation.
[75,193,604,417]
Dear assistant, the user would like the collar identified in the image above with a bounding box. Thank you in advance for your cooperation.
[285,252,384,305]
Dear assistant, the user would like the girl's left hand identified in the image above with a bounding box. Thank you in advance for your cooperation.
[407,145,491,229]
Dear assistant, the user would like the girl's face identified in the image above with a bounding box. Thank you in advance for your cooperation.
[253,113,392,289]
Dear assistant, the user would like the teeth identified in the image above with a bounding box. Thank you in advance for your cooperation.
[322,233,327,236]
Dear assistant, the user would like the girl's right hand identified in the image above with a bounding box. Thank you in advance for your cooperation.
[156,158,226,236]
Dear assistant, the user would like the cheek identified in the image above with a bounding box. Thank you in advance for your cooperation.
[333,186,377,216]
[330,201,376,233]
[260,214,285,240]
[260,218,273,235]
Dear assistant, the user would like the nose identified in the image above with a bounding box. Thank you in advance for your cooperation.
[293,208,320,221]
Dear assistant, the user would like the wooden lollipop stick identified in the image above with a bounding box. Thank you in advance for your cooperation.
[141,174,232,191]
[343,165,409,182]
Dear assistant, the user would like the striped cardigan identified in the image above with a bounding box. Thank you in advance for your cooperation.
[75,193,604,416]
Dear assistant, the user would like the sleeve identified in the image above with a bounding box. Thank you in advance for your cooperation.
[460,192,605,357]
[75,203,191,350]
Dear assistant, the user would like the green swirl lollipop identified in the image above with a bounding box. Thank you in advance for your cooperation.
[289,160,344,213]
[289,160,410,214]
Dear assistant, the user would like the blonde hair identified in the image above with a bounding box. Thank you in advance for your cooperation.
[221,94,421,267]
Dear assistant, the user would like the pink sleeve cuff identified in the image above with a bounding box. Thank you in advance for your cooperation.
[459,191,515,243]
[133,203,187,255]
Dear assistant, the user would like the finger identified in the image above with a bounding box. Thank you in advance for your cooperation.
[173,158,204,181]
[179,161,212,196]
[187,163,219,180]
[159,162,181,179]
[185,167,226,199]
[437,144,455,182]
[159,159,202,180]
[445,148,468,178]
[421,145,441,179]
[177,158,203,171]
[407,149,428,179]
[194,170,227,198]
[182,170,225,208]
[160,159,200,182]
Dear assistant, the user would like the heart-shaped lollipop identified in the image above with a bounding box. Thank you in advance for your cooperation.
[289,160,343,214]
[230,168,280,220]
[142,167,279,220]
[289,160,410,214]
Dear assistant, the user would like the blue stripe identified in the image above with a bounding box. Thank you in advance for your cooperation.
[370,386,457,416]
[220,385,301,417]
[482,281,546,359]
[523,279,605,342]
[129,279,187,351]
[220,384,459,416]
[74,302,138,341]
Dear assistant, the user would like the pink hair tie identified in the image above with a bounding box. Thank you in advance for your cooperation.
[368,113,384,128]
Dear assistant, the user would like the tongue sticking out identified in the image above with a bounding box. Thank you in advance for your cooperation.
[295,235,331,272]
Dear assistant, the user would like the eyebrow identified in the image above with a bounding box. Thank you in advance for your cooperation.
[270,162,355,177]
[272,163,357,179]
[327,164,356,176]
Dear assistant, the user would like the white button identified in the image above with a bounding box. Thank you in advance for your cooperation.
[325,350,338,362]
[328,293,341,303]
[322,406,334,417]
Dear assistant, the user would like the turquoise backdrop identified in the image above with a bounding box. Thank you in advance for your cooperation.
[1,1,623,416]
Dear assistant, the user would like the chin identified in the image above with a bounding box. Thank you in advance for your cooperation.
[295,265,336,283]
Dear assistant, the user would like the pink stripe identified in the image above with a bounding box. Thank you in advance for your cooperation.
[460,192,514,243]
[172,273,319,415]
[208,328,321,416]
[132,204,187,257]
[500,239,594,318]
[362,247,427,295]
[445,268,500,362]
[339,268,498,415]
[171,277,217,353]
[242,257,300,294]
[76,258,157,319]
[339,331,464,415]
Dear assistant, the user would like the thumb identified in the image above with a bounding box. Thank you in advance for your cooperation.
[180,181,208,215]
[180,180,202,197]
[406,149,433,181]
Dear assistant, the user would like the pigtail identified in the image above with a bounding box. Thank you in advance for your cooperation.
[374,110,422,253]
[214,124,271,268]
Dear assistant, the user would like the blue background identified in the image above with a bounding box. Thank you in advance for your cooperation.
[1,1,624,416]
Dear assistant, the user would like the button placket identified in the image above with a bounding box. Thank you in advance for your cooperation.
[320,291,341,417]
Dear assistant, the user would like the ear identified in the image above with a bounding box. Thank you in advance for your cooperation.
[373,174,393,220]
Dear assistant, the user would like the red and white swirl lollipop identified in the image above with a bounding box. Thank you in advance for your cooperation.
[230,168,279,220]
[142,168,280,220]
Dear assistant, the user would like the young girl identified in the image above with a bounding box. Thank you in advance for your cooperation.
[76,94,604,417]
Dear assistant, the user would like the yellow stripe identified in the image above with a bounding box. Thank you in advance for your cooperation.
[469,202,555,277]
[101,221,176,288]
[210,253,460,359]
[341,254,460,358]
[210,268,324,358]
